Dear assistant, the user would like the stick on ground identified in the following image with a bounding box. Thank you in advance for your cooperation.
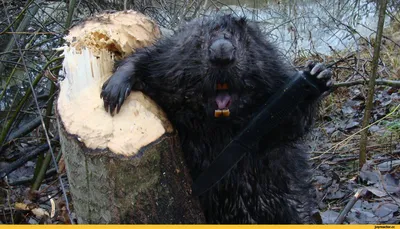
[335,188,366,224]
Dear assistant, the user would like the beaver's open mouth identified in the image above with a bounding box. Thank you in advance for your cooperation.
[215,83,231,118]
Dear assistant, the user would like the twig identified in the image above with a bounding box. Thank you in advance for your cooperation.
[0,138,58,179]
[0,56,63,146]
[326,54,356,68]
[8,168,57,186]
[5,116,42,142]
[3,31,57,35]
[0,0,39,74]
[333,79,400,89]
[335,188,366,224]
[311,103,400,161]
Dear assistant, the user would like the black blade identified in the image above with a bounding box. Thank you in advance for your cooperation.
[191,140,250,196]
[192,71,321,196]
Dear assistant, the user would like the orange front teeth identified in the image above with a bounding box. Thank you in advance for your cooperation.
[215,109,230,117]
[222,109,230,117]
[216,83,229,90]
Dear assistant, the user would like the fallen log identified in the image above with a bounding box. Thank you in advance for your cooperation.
[56,10,205,224]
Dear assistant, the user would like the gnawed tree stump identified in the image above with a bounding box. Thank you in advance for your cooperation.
[57,10,205,224]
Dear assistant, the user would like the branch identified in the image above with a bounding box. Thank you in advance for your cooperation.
[333,79,400,89]
[358,0,388,168]
[335,188,366,224]
[5,116,42,142]
[0,138,58,179]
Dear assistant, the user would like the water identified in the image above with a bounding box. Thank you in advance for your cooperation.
[0,0,395,118]
[209,0,392,56]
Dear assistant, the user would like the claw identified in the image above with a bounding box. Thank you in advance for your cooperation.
[305,60,315,69]
[124,87,130,99]
[310,63,325,75]
[116,104,121,114]
[100,71,134,115]
[303,60,333,94]
[101,80,109,90]
[117,97,124,113]
[118,97,124,107]
[317,69,332,79]
[100,89,107,99]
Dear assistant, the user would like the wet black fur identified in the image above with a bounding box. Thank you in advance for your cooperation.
[101,14,322,223]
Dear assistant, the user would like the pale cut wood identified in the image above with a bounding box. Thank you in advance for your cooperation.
[57,10,205,224]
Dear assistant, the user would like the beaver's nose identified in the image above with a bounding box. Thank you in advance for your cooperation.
[208,39,236,66]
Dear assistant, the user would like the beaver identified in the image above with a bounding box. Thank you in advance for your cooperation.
[101,14,332,223]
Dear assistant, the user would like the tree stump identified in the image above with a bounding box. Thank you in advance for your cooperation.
[57,10,205,224]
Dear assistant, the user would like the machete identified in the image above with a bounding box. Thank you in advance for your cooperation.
[192,70,324,196]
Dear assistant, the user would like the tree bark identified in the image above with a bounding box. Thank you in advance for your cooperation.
[56,10,205,224]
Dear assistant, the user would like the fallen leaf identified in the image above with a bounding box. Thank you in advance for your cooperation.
[28,218,38,224]
[342,106,355,114]
[58,156,66,174]
[14,202,50,218]
[377,160,400,172]
[326,190,346,200]
[324,127,336,134]
[321,210,339,224]
[373,203,399,217]
[368,125,381,132]
[31,207,50,218]
[49,195,56,218]
[359,169,380,184]
[345,120,359,130]
[15,202,29,210]
[365,186,387,197]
